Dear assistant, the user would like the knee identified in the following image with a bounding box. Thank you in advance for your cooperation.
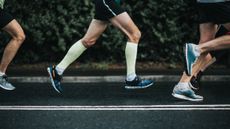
[13,32,26,44]
[129,30,141,43]
[81,38,96,48]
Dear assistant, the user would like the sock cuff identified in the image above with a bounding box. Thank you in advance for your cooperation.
[55,66,65,75]
[126,42,138,47]
[178,82,189,86]
[78,40,87,50]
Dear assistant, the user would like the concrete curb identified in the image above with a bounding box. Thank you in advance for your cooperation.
[9,75,230,83]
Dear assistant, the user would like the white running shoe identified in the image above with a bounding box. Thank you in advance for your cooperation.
[172,82,203,102]
[0,75,15,90]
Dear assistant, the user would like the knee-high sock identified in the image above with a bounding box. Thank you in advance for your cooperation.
[56,40,87,75]
[125,42,137,81]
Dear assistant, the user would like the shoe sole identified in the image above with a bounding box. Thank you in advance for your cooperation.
[125,82,154,89]
[0,84,15,91]
[172,93,203,102]
[47,67,61,93]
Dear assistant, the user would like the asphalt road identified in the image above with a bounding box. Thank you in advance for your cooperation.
[0,82,230,129]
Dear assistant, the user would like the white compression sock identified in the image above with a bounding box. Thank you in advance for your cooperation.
[56,40,87,75]
[125,42,138,81]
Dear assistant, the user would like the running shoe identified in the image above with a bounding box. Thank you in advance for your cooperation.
[0,75,15,90]
[184,43,200,76]
[47,65,63,93]
[172,82,203,101]
[125,76,154,89]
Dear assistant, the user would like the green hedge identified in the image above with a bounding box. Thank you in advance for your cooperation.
[1,0,199,64]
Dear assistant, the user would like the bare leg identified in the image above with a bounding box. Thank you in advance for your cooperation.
[109,12,153,88]
[193,24,230,72]
[179,23,217,82]
[56,19,108,71]
[197,23,230,53]
[199,35,230,53]
[171,24,216,101]
[110,12,141,77]
[81,19,108,47]
[47,19,108,93]
[110,12,141,43]
[1,19,25,73]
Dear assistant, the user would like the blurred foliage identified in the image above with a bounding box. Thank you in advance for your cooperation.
[1,0,199,64]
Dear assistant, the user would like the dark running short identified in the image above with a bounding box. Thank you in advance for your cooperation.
[0,9,14,29]
[93,0,125,21]
[197,2,230,24]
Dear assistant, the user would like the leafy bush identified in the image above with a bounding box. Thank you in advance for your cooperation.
[1,0,199,64]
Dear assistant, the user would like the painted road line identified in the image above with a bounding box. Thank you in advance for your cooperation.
[0,105,230,111]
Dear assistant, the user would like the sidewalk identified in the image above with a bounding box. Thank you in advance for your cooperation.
[6,65,230,83]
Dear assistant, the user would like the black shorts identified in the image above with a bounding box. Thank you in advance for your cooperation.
[198,2,230,24]
[93,0,125,21]
[0,9,14,29]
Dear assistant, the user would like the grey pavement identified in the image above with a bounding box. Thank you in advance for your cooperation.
[5,67,230,83]
[0,82,230,129]
[1,66,229,129]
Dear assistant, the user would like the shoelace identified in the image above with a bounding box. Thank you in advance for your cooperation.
[0,75,8,84]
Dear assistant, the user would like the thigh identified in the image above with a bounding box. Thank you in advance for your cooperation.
[2,19,24,37]
[82,19,108,42]
[109,12,139,38]
[199,23,217,43]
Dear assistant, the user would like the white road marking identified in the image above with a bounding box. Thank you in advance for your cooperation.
[0,105,230,111]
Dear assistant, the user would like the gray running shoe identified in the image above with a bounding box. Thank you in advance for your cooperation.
[0,75,15,90]
[172,82,203,102]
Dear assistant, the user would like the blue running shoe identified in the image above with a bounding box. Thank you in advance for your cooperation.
[184,43,200,76]
[47,65,63,93]
[125,76,154,89]
[172,82,203,102]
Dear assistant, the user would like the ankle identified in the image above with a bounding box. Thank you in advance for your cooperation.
[126,73,136,81]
